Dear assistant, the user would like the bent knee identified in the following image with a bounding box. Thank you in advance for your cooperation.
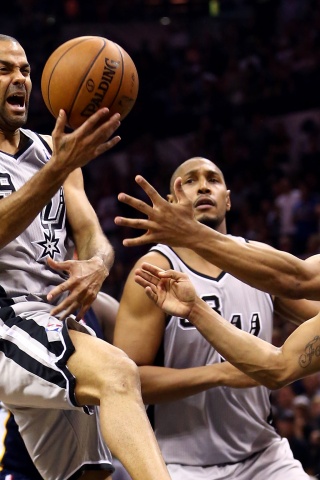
[105,353,141,395]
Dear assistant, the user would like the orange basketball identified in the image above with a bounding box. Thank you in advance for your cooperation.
[41,36,139,130]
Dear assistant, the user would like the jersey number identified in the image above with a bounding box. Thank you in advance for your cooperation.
[178,293,261,341]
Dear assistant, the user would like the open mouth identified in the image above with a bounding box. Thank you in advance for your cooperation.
[195,197,216,208]
[7,94,25,109]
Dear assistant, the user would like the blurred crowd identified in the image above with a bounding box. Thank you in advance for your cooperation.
[1,0,320,476]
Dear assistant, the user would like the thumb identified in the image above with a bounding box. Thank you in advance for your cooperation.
[174,177,189,204]
[52,109,67,138]
[47,256,70,271]
[159,269,182,280]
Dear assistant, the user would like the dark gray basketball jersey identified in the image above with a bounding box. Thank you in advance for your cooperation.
[149,242,281,466]
[0,129,74,303]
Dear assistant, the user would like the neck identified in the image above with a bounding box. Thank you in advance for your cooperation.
[0,128,21,154]
[172,220,228,275]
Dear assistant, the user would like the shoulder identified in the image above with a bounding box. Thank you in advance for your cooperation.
[39,134,53,150]
[121,250,171,299]
[133,249,172,271]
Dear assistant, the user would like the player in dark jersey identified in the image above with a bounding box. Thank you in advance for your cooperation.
[0,34,170,480]
[114,158,318,479]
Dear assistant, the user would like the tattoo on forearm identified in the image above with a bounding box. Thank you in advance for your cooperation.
[299,336,320,368]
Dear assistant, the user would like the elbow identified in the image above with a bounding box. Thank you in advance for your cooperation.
[262,375,288,390]
[246,349,290,390]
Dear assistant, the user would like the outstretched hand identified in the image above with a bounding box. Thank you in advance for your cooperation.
[114,175,197,247]
[134,262,197,319]
[51,108,121,173]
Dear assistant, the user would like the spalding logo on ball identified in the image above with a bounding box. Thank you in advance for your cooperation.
[41,36,139,130]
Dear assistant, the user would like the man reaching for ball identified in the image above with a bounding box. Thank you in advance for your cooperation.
[0,34,171,480]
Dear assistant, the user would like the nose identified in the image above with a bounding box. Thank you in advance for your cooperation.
[12,69,26,85]
[198,179,211,193]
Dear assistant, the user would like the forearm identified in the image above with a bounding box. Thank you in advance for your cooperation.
[139,363,259,404]
[76,230,115,274]
[188,297,286,389]
[0,157,71,249]
[185,223,315,299]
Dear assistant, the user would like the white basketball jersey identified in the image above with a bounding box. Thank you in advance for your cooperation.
[0,129,74,303]
[149,242,281,465]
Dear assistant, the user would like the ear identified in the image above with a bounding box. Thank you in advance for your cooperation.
[167,193,174,204]
[226,190,231,212]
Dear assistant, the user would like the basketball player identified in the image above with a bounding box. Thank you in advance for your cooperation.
[0,34,170,480]
[0,293,130,480]
[115,171,320,304]
[134,260,320,419]
[113,157,317,479]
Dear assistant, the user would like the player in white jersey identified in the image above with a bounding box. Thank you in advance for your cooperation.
[0,34,171,480]
[114,157,318,479]
[0,292,131,480]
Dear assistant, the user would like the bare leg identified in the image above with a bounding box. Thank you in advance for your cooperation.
[68,331,171,480]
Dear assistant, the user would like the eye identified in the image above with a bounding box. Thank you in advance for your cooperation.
[21,68,31,77]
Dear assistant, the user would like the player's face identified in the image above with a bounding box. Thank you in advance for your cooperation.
[0,40,32,132]
[170,158,231,230]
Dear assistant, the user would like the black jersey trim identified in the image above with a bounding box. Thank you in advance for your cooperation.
[148,248,175,270]
[150,246,226,281]
[0,135,33,158]
[1,313,64,357]
[35,133,53,155]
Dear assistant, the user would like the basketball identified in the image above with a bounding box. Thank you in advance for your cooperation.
[41,36,139,130]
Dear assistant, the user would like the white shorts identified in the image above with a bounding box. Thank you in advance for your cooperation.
[167,438,310,480]
[0,300,113,480]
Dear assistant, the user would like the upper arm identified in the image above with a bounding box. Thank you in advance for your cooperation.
[274,296,320,326]
[113,251,171,365]
[63,169,102,244]
[249,242,320,300]
[40,136,101,245]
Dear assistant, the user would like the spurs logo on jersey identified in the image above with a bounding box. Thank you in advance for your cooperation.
[33,188,66,259]
[0,129,74,300]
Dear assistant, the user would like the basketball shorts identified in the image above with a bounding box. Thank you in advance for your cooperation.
[0,300,114,480]
[167,438,310,479]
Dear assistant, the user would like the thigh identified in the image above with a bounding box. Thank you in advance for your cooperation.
[167,439,311,480]
[234,438,310,480]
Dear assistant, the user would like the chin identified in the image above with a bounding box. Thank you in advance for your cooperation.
[198,216,219,229]
[9,115,28,130]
